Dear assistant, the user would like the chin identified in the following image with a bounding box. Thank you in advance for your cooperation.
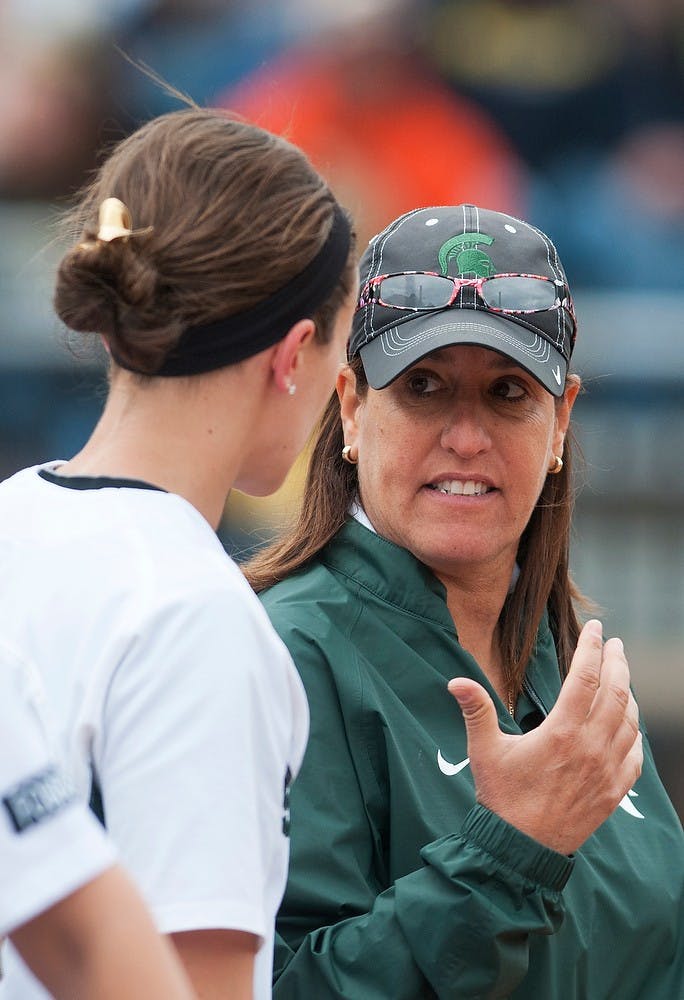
[411,535,506,571]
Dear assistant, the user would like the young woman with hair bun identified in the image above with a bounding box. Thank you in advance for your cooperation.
[0,107,357,1000]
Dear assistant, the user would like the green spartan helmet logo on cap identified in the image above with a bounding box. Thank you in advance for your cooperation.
[438,233,495,278]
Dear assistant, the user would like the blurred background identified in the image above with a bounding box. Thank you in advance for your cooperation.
[0,0,682,816]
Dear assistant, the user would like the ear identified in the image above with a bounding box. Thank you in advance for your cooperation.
[552,374,581,457]
[271,319,316,393]
[337,365,363,445]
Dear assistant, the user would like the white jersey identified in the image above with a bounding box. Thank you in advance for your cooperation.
[0,464,309,1000]
[0,639,116,939]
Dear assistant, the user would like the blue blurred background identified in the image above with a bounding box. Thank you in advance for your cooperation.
[1,0,682,816]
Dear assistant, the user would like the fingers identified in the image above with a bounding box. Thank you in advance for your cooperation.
[610,690,641,761]
[551,619,604,727]
[555,627,639,792]
[611,727,644,820]
[587,637,632,740]
[622,727,644,789]
[447,678,501,759]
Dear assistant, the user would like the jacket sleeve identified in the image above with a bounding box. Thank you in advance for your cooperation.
[273,630,574,1000]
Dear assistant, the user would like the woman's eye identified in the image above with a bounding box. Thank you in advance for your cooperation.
[407,373,441,395]
[493,379,527,400]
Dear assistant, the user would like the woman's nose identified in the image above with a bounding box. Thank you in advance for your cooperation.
[440,406,492,458]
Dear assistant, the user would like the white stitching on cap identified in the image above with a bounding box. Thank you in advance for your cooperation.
[365,207,426,345]
[364,206,444,347]
[518,217,563,348]
[472,205,479,311]
[379,321,552,364]
[507,213,566,354]
[463,205,476,310]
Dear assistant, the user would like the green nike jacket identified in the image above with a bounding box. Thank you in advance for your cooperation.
[261,518,684,999]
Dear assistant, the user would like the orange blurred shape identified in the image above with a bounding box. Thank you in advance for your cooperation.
[221,45,526,245]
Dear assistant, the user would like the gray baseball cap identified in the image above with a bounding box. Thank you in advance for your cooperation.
[350,204,577,396]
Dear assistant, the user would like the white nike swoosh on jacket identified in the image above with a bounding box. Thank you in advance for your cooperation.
[437,750,470,776]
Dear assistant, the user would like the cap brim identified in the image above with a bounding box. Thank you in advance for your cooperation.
[358,310,568,397]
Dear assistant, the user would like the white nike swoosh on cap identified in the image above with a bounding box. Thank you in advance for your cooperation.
[552,364,562,385]
[437,750,470,776]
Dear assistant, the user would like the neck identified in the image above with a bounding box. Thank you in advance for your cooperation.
[435,562,514,703]
[60,366,262,530]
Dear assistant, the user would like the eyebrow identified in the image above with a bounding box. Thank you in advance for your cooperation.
[486,353,525,371]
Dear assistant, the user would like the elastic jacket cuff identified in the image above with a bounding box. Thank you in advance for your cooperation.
[460,804,574,891]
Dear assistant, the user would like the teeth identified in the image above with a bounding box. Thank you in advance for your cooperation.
[433,480,490,495]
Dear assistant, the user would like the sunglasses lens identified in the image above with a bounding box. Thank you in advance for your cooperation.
[481,276,557,311]
[378,273,453,309]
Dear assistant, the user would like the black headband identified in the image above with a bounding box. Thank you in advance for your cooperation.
[112,203,351,377]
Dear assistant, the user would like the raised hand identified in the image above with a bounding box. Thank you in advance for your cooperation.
[448,619,643,855]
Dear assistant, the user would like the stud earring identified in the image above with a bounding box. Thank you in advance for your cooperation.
[287,382,297,396]
[341,445,358,465]
[548,455,563,475]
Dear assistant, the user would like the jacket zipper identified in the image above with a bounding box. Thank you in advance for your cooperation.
[522,676,550,718]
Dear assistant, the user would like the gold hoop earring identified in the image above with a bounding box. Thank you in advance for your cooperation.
[548,455,563,475]
[341,445,358,465]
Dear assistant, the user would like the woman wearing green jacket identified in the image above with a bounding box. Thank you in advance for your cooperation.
[244,204,684,999]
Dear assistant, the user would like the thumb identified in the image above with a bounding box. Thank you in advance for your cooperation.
[447,678,501,755]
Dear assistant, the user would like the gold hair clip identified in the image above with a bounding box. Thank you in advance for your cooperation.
[79,198,152,247]
[96,197,133,242]
[77,197,152,251]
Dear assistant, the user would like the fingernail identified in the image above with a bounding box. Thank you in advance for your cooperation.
[586,619,603,638]
[448,680,473,706]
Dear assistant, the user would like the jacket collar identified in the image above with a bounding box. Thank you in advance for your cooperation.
[322,518,455,632]
[322,518,562,706]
